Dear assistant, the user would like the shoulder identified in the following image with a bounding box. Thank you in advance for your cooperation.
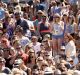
[2,67,11,74]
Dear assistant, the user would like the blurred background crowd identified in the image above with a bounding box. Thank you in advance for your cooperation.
[0,0,80,75]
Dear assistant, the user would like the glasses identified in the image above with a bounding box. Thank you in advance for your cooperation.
[38,59,43,61]
[42,16,46,18]
[31,56,34,58]
[38,13,42,14]
[42,65,48,66]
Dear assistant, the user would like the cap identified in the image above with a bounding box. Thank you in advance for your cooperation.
[37,56,43,61]
[44,67,53,74]
[44,34,50,39]
[13,0,19,3]
[54,13,61,18]
[54,69,61,75]
[29,49,35,53]
[67,58,73,62]
[14,59,23,67]
[37,10,43,14]
[61,46,65,50]
[14,12,21,16]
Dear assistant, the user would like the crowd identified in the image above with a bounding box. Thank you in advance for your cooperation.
[0,0,80,75]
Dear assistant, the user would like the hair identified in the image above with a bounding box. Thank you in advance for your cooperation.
[65,33,74,41]
[68,15,76,24]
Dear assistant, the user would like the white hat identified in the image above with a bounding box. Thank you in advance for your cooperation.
[61,46,65,50]
[73,70,80,75]
[44,67,53,74]
[67,58,73,62]
[13,0,19,3]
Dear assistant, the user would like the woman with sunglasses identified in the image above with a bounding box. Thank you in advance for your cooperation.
[38,13,51,39]
[52,13,65,56]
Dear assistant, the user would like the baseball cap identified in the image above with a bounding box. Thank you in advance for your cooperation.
[44,67,53,75]
[67,58,73,62]
[13,59,23,67]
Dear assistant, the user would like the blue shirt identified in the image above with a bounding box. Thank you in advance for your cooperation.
[0,8,5,20]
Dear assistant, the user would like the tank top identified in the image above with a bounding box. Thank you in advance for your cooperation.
[52,21,64,38]
[66,24,75,34]
[39,22,50,33]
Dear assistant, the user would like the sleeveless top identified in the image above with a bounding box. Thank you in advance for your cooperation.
[52,21,64,38]
[39,22,50,33]
[66,23,75,34]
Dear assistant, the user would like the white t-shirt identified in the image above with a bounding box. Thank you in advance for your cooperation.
[19,36,30,49]
[65,40,76,58]
[32,42,41,55]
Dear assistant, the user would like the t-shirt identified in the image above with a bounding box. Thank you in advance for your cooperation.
[32,42,41,55]
[0,8,5,20]
[52,21,64,38]
[65,40,76,58]
[19,36,30,49]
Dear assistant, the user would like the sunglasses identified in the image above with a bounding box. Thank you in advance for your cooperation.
[42,65,48,66]
[38,59,43,61]
[31,56,34,58]
[42,16,46,18]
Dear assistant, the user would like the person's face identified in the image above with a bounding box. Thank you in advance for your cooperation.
[7,17,11,22]
[0,2,2,7]
[64,36,69,43]
[1,40,8,48]
[38,13,42,17]
[3,50,10,57]
[31,38,37,42]
[29,51,35,57]
[15,15,20,20]
[63,15,68,20]
[37,58,43,64]
[0,61,4,69]
[54,16,60,22]
[42,16,46,22]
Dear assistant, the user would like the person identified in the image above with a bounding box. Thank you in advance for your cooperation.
[51,13,64,55]
[65,15,77,38]
[38,13,51,39]
[31,35,41,56]
[14,12,29,35]
[14,26,30,49]
[0,0,5,20]
[0,57,11,74]
[64,34,76,60]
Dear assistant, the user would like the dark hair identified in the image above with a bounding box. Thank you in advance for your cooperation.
[49,16,53,22]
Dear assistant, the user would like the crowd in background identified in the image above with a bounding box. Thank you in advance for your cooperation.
[0,0,80,75]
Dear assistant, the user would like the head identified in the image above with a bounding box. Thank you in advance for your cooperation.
[31,36,38,43]
[23,13,28,19]
[14,12,21,20]
[3,48,10,58]
[15,26,23,36]
[54,13,61,23]
[1,38,10,48]
[64,33,74,43]
[42,13,47,22]
[68,15,75,24]
[0,57,6,69]
[13,58,23,68]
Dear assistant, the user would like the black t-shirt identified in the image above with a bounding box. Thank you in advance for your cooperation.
[5,57,13,70]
